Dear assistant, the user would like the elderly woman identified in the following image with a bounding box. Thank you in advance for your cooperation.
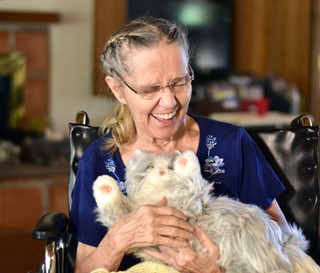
[70,17,287,273]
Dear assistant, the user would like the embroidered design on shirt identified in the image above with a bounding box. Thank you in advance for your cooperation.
[204,135,225,177]
[204,156,225,175]
[105,158,126,193]
[206,135,217,157]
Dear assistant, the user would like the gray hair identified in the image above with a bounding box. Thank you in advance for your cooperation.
[101,17,190,77]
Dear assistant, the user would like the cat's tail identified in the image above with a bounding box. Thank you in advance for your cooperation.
[282,225,320,273]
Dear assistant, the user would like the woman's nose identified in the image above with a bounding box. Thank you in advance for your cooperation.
[158,87,177,107]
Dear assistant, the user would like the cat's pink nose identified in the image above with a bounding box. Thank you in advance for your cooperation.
[159,169,166,176]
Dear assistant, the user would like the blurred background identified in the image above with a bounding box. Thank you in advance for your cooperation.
[0,0,319,272]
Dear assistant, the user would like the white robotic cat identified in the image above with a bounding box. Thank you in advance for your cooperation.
[93,150,320,273]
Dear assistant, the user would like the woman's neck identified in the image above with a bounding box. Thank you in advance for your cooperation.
[119,116,199,165]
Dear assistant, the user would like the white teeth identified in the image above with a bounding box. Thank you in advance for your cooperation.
[152,111,176,120]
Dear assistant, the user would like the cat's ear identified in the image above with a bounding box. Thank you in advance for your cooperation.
[182,150,197,159]
[133,149,143,157]
[130,149,144,163]
[173,150,181,157]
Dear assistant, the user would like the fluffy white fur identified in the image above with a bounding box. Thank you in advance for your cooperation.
[93,150,320,273]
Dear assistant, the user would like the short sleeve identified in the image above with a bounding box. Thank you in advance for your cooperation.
[69,148,108,246]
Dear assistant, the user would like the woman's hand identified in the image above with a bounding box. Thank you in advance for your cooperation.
[105,197,194,254]
[75,197,194,272]
[143,225,225,273]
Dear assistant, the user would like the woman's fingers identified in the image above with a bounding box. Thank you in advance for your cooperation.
[143,246,176,263]
[131,205,194,241]
[155,196,168,206]
[148,202,189,222]
[108,200,193,250]
[134,201,194,234]
[143,226,226,273]
[194,225,218,253]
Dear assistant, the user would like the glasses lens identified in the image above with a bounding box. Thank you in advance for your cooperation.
[142,85,162,95]
[171,72,194,94]
[171,75,190,90]
[140,85,162,99]
[138,66,194,100]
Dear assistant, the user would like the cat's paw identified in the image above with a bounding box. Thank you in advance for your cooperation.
[174,150,201,176]
[93,175,121,210]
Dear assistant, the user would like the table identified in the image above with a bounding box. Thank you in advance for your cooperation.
[209,111,301,128]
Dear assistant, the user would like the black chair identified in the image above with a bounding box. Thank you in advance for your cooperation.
[32,111,320,272]
[33,111,99,273]
[247,115,320,264]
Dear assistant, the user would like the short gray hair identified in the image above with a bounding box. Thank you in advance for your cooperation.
[101,17,190,77]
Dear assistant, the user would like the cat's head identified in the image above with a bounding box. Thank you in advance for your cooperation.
[125,150,209,210]
[125,149,181,196]
[125,149,200,185]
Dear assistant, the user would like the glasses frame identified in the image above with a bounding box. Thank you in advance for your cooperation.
[111,65,194,99]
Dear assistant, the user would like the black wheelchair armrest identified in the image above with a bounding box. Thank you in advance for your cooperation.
[33,212,69,241]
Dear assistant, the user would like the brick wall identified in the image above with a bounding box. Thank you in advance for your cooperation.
[0,26,49,132]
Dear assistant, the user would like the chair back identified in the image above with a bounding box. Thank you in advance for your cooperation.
[68,111,99,210]
[247,115,319,263]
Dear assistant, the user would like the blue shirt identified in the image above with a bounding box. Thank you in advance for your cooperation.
[70,115,285,269]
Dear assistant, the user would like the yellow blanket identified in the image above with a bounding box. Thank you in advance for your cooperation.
[91,261,179,273]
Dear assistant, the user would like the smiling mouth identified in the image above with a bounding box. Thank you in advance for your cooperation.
[152,111,177,120]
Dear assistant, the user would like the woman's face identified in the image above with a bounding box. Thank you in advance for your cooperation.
[110,42,192,143]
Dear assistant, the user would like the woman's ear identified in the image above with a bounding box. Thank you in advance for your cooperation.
[105,76,127,104]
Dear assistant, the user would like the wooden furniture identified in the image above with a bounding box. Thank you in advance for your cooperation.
[0,166,68,273]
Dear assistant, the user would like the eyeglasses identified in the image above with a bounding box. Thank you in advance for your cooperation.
[111,65,194,100]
